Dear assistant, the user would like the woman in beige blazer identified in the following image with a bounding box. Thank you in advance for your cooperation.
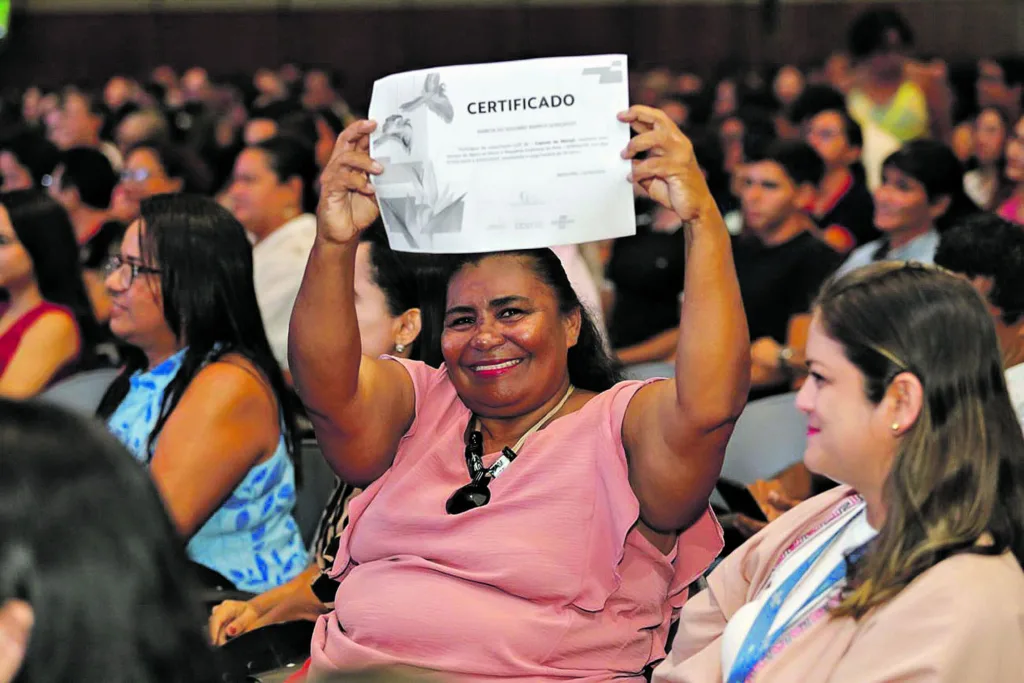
[656,262,1024,683]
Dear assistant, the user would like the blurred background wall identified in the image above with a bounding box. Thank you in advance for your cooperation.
[4,0,1022,109]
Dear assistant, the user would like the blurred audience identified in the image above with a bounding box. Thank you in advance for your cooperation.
[0,131,59,192]
[47,146,124,322]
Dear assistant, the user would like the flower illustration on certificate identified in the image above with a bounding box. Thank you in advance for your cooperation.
[378,160,465,249]
[400,73,455,124]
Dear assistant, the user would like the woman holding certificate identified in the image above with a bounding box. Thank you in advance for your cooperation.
[655,262,1024,682]
[288,106,750,680]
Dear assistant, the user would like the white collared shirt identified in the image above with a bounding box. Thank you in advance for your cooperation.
[252,213,317,370]
[1005,363,1024,431]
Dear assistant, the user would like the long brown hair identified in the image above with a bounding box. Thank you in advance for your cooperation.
[814,262,1024,619]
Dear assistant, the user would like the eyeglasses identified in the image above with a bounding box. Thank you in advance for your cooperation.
[103,254,161,287]
[807,127,844,143]
[120,168,152,183]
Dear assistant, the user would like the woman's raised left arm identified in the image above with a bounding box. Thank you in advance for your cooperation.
[619,105,750,533]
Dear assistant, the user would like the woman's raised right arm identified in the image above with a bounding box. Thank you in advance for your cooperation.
[289,120,416,486]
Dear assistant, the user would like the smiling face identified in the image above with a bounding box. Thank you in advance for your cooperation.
[796,314,897,491]
[872,166,942,235]
[441,255,580,418]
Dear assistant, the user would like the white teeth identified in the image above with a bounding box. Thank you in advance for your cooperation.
[474,359,522,371]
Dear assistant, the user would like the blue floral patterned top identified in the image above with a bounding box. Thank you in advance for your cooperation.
[107,349,308,593]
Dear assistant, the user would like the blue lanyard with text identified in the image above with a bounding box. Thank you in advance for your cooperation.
[727,508,867,683]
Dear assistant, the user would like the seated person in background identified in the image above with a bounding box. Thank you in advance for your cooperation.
[288,110,743,681]
[47,146,124,323]
[208,222,448,645]
[113,108,171,158]
[49,88,123,170]
[845,8,948,144]
[997,114,1024,225]
[550,243,607,344]
[98,194,308,594]
[605,195,687,365]
[835,139,977,278]
[733,138,843,397]
[0,191,102,398]
[227,136,318,373]
[977,56,1024,125]
[789,85,879,252]
[935,213,1024,424]
[655,262,1024,682]
[0,399,221,683]
[734,212,1024,540]
[766,140,977,402]
[0,131,59,192]
[963,106,1010,210]
[609,133,734,367]
[110,141,210,223]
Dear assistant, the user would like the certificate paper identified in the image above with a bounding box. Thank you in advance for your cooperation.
[368,54,635,254]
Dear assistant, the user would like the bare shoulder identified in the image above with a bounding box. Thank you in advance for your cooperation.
[184,353,277,417]
[21,310,77,345]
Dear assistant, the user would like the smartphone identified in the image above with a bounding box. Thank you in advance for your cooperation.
[716,477,768,522]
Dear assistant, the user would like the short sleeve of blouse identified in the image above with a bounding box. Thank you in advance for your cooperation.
[572,379,723,613]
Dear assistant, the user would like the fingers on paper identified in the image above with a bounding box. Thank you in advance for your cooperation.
[621,131,664,159]
[327,120,379,169]
[618,104,676,131]
[629,157,671,184]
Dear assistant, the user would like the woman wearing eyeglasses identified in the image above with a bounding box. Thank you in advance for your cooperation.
[109,142,211,223]
[98,193,307,594]
[0,190,101,398]
[287,107,748,681]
